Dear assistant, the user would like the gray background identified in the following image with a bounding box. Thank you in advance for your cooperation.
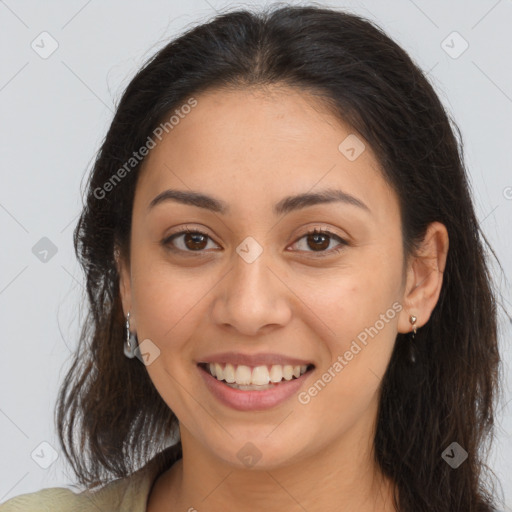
[0,0,511,509]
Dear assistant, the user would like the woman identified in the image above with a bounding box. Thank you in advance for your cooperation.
[1,3,506,511]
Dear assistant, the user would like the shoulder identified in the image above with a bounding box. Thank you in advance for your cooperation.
[0,473,148,512]
[0,475,146,512]
[0,444,182,512]
[0,487,85,511]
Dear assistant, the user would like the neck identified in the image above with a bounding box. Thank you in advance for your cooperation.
[148,415,397,512]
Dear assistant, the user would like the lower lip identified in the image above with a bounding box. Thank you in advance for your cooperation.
[198,364,313,411]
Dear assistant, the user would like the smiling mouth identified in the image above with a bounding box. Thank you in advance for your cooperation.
[197,362,315,390]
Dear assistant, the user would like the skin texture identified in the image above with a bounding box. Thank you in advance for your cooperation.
[117,85,449,512]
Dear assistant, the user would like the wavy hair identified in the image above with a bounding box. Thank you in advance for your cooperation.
[56,4,506,511]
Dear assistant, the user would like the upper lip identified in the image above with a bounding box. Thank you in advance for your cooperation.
[197,352,314,368]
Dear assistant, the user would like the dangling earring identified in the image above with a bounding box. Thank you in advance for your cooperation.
[124,311,138,359]
[408,314,418,364]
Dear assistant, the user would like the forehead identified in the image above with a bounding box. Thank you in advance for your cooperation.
[134,86,397,222]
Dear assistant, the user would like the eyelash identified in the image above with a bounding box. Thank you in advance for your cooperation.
[162,226,348,258]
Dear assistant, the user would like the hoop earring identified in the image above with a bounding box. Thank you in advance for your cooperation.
[408,314,418,364]
[124,311,138,359]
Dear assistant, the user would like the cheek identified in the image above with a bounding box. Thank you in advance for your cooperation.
[129,251,181,336]
[130,253,222,357]
[130,263,207,410]
[297,262,400,411]
[299,263,398,343]
[300,284,398,428]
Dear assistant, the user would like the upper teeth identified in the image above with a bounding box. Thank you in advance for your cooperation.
[208,363,309,385]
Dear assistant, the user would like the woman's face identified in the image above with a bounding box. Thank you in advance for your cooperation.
[119,85,414,470]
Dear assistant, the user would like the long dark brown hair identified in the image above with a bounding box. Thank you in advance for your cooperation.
[56,4,507,511]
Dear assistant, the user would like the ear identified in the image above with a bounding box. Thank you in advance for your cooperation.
[114,244,135,330]
[397,221,449,334]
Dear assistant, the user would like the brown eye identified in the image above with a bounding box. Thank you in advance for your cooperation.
[163,229,218,253]
[306,231,330,251]
[291,228,348,257]
[182,232,208,250]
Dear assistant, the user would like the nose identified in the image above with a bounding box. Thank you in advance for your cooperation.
[210,248,292,337]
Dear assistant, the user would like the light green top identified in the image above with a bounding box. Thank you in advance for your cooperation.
[0,447,178,512]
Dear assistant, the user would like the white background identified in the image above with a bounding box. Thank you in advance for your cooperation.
[1,0,511,509]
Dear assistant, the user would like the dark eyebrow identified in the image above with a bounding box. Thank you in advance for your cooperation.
[274,188,370,216]
[147,188,371,215]
[148,189,229,214]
